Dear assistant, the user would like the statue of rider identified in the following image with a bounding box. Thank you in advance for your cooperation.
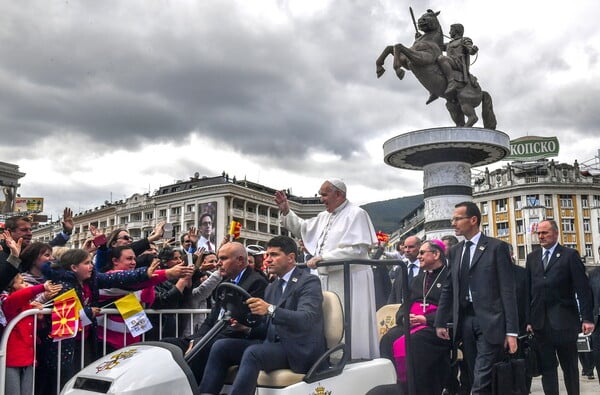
[437,23,478,96]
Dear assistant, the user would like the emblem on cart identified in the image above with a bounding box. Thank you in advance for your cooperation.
[95,348,139,373]
[310,384,332,395]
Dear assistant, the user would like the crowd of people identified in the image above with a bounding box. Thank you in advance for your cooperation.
[1,179,600,395]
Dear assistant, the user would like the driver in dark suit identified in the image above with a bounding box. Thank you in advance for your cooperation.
[199,236,326,395]
[163,241,268,384]
[526,219,594,395]
[435,201,518,395]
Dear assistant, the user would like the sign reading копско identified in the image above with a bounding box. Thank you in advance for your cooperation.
[505,136,559,161]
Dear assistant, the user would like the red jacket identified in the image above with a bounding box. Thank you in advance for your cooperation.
[2,284,45,367]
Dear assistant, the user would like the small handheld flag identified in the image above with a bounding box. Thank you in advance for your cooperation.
[51,297,79,340]
[115,293,152,337]
[376,231,390,244]
[229,221,242,239]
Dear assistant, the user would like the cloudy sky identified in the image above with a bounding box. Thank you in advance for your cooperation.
[1,0,599,219]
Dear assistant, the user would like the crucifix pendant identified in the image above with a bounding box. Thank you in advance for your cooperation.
[420,301,429,312]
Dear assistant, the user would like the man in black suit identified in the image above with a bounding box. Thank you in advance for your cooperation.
[435,201,518,395]
[199,236,325,395]
[526,219,595,395]
[164,241,268,384]
[589,263,600,384]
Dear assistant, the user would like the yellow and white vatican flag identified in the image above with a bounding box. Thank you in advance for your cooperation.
[114,293,153,337]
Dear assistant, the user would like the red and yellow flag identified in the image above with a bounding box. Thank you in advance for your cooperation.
[51,297,79,340]
[376,231,390,244]
[229,221,242,239]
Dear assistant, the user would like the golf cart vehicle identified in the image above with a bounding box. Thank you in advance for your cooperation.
[61,259,406,395]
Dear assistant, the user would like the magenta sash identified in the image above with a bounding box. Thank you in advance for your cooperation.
[392,301,438,382]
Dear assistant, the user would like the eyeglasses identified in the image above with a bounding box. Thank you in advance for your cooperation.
[417,250,434,255]
[118,235,133,241]
[450,216,470,223]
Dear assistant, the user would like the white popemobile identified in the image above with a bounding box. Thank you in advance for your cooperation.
[60,260,404,395]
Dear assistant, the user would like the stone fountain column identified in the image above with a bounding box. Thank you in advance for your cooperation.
[383,127,510,240]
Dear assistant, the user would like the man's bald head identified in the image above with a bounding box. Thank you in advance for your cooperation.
[216,241,249,279]
[403,236,422,262]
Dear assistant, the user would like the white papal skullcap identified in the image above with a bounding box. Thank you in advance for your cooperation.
[326,178,347,194]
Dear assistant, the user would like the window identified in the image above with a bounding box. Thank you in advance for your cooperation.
[99,221,107,228]
[517,245,526,260]
[594,195,600,208]
[495,199,507,213]
[171,207,181,215]
[130,212,142,221]
[583,218,591,233]
[496,222,509,236]
[481,202,488,215]
[159,209,167,217]
[562,218,575,233]
[564,243,577,250]
[145,212,153,220]
[545,195,553,207]
[585,244,593,258]
[581,195,589,208]
[186,204,195,213]
[526,194,540,207]
[516,220,524,234]
[515,196,522,210]
[119,216,128,224]
[559,195,573,208]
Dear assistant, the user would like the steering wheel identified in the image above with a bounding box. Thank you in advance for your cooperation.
[215,282,260,327]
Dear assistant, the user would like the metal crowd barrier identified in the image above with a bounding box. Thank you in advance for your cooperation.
[0,307,211,395]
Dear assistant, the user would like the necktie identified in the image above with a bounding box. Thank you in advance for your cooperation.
[542,250,550,271]
[408,263,417,285]
[459,241,473,308]
[271,278,286,304]
[206,241,213,251]
[267,279,286,342]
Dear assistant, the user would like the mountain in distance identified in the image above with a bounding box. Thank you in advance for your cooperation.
[361,194,424,234]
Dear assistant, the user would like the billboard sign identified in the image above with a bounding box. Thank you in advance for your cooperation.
[505,136,559,161]
[14,197,44,213]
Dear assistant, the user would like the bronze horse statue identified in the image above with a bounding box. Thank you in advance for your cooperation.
[376,10,496,129]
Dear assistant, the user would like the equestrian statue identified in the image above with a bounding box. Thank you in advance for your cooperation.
[376,8,497,129]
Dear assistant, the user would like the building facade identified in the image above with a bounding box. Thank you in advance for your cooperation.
[473,159,600,266]
[33,174,323,249]
[384,158,600,268]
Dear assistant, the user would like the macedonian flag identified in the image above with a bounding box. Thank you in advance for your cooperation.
[50,297,79,340]
[376,231,390,244]
[229,220,242,239]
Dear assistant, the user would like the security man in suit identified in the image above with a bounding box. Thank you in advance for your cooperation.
[526,219,594,395]
[199,235,326,395]
[163,241,268,384]
[435,201,518,395]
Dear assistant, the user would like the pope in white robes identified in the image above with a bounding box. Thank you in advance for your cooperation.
[274,179,379,359]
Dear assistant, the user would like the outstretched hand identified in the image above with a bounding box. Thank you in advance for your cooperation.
[274,190,290,215]
[1,232,23,257]
[61,207,74,234]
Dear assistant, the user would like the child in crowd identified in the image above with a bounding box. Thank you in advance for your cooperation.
[42,248,191,394]
[2,274,62,395]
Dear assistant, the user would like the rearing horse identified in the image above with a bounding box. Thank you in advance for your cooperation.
[376,10,496,129]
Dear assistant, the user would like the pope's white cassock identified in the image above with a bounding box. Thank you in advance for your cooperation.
[280,200,379,359]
